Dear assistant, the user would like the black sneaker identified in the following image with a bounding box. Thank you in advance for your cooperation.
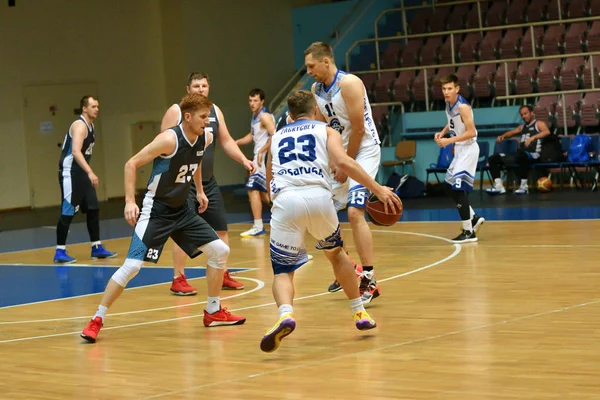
[472,214,485,233]
[328,279,343,293]
[451,229,478,243]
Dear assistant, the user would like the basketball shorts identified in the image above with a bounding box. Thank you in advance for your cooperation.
[331,144,381,211]
[445,142,479,192]
[186,177,228,232]
[270,187,343,275]
[245,152,267,192]
[126,197,219,263]
[58,170,99,216]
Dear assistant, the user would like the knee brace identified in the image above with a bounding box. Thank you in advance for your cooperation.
[200,239,230,270]
[111,258,143,287]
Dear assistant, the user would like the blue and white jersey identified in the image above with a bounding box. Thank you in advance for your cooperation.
[251,106,274,156]
[270,119,332,198]
[313,70,380,150]
[445,94,477,146]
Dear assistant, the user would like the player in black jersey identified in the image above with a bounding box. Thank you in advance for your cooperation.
[81,94,246,343]
[162,72,255,295]
[54,96,116,264]
[486,105,551,195]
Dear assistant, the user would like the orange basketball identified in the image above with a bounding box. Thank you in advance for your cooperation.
[366,194,403,226]
[537,177,553,192]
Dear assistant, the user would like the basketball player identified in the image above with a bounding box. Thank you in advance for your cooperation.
[54,96,116,264]
[486,105,551,195]
[434,74,485,243]
[81,94,245,343]
[162,72,254,295]
[236,88,275,238]
[260,90,401,353]
[276,110,292,131]
[304,42,381,304]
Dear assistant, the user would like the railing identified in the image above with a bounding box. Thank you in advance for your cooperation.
[346,15,599,74]
[369,101,405,146]
[497,88,600,136]
[352,50,600,112]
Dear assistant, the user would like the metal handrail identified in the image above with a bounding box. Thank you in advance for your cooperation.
[369,101,405,145]
[347,14,598,72]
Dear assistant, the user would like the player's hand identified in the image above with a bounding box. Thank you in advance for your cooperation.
[524,137,534,147]
[243,158,257,174]
[496,135,505,143]
[332,168,348,183]
[124,201,139,227]
[435,137,451,148]
[373,186,402,215]
[197,192,209,214]
[88,171,99,188]
[434,131,445,140]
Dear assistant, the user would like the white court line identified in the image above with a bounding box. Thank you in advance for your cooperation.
[0,231,459,343]
[138,297,600,400]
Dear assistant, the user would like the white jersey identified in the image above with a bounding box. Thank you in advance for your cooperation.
[445,94,478,146]
[313,70,380,150]
[270,119,332,198]
[251,106,275,156]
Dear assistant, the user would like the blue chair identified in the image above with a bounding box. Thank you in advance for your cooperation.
[480,138,519,188]
[425,144,454,184]
[475,141,491,191]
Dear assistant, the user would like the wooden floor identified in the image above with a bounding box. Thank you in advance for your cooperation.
[1,220,599,399]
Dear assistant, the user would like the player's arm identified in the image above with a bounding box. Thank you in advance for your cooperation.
[257,113,276,154]
[447,104,477,144]
[235,132,253,146]
[326,127,401,213]
[70,121,98,188]
[499,125,523,141]
[531,120,551,140]
[160,104,181,132]
[310,83,327,122]
[214,106,255,173]
[123,130,177,225]
[340,76,366,159]
[265,148,273,203]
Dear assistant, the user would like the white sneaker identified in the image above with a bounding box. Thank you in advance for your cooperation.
[240,226,267,238]
[514,186,529,195]
[485,185,506,195]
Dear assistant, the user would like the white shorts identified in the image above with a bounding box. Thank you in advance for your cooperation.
[445,142,479,192]
[245,152,267,192]
[270,187,342,274]
[331,144,381,211]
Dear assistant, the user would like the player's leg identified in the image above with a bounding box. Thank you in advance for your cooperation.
[241,159,267,238]
[514,150,533,195]
[54,171,78,263]
[308,189,376,331]
[81,201,173,342]
[171,208,245,327]
[84,184,117,260]
[260,192,308,352]
[486,153,507,194]
[170,193,200,296]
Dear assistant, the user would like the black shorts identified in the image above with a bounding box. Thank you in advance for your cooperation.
[58,170,99,216]
[125,200,219,263]
[187,177,228,232]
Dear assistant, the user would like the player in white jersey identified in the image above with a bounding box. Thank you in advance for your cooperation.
[434,74,485,243]
[236,88,275,238]
[259,90,401,353]
[305,41,382,304]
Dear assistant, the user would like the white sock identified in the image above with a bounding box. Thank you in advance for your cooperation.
[94,305,108,321]
[56,245,66,250]
[91,241,101,247]
[520,179,528,187]
[278,304,293,317]
[253,219,263,229]
[494,178,503,187]
[206,296,220,314]
[469,206,475,219]
[462,219,473,232]
[349,297,364,313]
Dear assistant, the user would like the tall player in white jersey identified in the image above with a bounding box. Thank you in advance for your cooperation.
[434,74,485,243]
[304,42,382,304]
[236,88,275,238]
[259,90,401,353]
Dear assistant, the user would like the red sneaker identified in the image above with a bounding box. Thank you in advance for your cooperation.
[222,270,244,290]
[170,274,198,296]
[81,316,103,343]
[203,307,246,327]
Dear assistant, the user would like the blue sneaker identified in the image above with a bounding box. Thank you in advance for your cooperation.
[91,244,117,259]
[54,249,76,264]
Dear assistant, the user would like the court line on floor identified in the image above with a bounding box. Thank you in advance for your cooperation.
[138,296,600,400]
[0,231,460,343]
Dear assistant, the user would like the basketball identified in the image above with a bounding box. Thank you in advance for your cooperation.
[537,177,553,192]
[366,194,403,226]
